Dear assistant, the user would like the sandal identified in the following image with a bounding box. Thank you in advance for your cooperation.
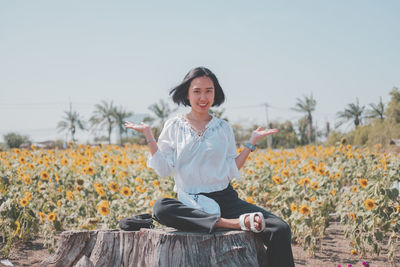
[239,212,266,233]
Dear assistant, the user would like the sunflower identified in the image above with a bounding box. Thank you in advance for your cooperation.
[108,182,119,192]
[281,170,289,177]
[48,212,56,222]
[40,171,49,180]
[60,158,68,166]
[272,176,283,185]
[352,186,358,193]
[309,164,317,172]
[120,186,132,196]
[152,180,160,187]
[110,167,117,175]
[18,157,26,164]
[150,199,156,207]
[317,167,325,176]
[19,198,29,207]
[330,189,337,196]
[349,212,356,220]
[303,177,311,186]
[86,166,94,176]
[23,175,31,184]
[358,179,368,188]
[66,190,74,200]
[311,182,319,190]
[135,177,143,184]
[364,199,375,210]
[299,205,311,215]
[136,185,147,193]
[95,186,106,197]
[97,201,110,216]
[290,203,297,212]
[39,212,45,221]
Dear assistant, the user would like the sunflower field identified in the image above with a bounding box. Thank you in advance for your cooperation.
[0,143,399,261]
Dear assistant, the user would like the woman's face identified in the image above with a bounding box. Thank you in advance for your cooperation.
[187,76,215,113]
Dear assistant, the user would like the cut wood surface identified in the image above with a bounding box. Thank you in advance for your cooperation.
[41,228,268,267]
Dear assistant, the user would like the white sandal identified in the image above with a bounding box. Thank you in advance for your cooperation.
[239,212,266,233]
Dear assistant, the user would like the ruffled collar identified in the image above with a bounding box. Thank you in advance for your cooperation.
[177,113,219,136]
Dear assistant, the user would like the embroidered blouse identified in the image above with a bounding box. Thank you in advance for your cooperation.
[147,114,241,194]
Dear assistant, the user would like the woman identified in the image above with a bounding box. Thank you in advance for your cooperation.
[125,67,295,267]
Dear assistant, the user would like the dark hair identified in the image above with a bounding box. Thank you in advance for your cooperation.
[169,67,225,107]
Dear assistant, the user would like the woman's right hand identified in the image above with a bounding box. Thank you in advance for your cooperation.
[124,121,152,134]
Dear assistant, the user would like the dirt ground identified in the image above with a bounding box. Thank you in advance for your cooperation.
[1,221,399,267]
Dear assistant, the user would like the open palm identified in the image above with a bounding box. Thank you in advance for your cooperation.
[250,127,278,143]
[124,121,151,134]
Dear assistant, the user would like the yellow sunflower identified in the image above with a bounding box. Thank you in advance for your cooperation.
[364,199,375,210]
[48,212,56,222]
[272,176,283,185]
[19,198,29,207]
[108,182,119,192]
[290,203,297,212]
[358,179,368,188]
[40,171,49,180]
[299,205,311,215]
[120,186,132,196]
[97,201,110,216]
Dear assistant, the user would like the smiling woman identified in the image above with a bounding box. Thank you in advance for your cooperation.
[124,67,292,267]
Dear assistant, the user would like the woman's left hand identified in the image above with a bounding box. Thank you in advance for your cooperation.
[250,127,279,145]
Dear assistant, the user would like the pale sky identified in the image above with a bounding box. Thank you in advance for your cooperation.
[1,1,399,143]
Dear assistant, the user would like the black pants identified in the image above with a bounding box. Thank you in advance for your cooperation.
[153,184,295,267]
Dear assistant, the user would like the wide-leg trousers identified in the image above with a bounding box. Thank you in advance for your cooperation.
[153,184,295,267]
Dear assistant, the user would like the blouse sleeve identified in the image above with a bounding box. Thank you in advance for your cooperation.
[225,122,242,181]
[147,118,176,177]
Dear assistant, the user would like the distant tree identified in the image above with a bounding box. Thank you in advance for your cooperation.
[297,117,309,146]
[258,121,299,149]
[367,97,385,121]
[148,99,177,126]
[90,100,116,144]
[385,87,400,123]
[3,132,31,148]
[232,123,251,146]
[292,94,316,144]
[336,98,366,128]
[57,104,85,142]
[113,105,133,146]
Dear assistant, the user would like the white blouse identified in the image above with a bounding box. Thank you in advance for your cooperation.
[147,114,241,194]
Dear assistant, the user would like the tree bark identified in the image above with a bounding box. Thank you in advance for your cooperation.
[41,228,268,267]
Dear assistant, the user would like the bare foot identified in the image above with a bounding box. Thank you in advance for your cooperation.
[243,213,263,231]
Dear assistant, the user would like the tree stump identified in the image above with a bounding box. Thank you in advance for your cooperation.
[41,228,268,267]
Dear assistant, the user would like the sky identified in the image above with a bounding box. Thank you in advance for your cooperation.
[1,0,399,143]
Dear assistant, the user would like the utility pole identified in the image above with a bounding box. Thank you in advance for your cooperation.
[263,103,272,148]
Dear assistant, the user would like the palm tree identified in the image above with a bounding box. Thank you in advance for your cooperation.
[57,104,85,142]
[148,99,177,126]
[292,94,316,144]
[336,98,366,128]
[113,105,133,146]
[90,100,116,144]
[367,97,385,121]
